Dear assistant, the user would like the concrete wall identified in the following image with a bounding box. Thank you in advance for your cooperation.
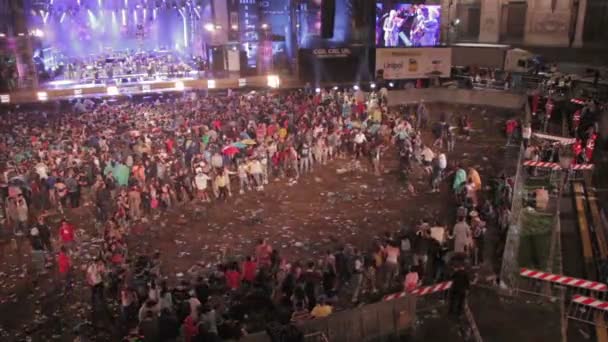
[523,0,572,47]
[387,89,526,110]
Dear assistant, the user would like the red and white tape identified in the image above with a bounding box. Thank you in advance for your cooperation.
[571,98,586,105]
[522,161,594,171]
[383,281,453,301]
[523,160,562,170]
[521,268,608,292]
[572,295,608,311]
[532,132,576,145]
[570,164,594,171]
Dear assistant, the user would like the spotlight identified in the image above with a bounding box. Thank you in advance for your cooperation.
[0,94,9,103]
[315,88,321,93]
[388,82,394,88]
[207,79,216,89]
[204,23,215,31]
[107,86,119,96]
[30,29,44,37]
[261,23,268,30]
[37,91,48,101]
[267,75,280,88]
[353,85,359,90]
[0,33,6,38]
[231,24,238,30]
[370,83,376,89]
[174,81,185,91]
[333,86,338,90]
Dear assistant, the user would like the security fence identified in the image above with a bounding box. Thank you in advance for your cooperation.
[237,294,417,342]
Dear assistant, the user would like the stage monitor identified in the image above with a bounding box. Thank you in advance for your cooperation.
[375,2,441,48]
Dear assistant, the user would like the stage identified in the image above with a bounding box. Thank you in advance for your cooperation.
[0,74,293,105]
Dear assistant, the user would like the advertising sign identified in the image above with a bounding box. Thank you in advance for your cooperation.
[298,47,372,83]
[376,48,452,79]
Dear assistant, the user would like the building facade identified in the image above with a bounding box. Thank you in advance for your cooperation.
[446,0,608,47]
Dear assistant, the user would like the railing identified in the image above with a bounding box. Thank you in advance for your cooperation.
[237,294,417,342]
[499,142,525,288]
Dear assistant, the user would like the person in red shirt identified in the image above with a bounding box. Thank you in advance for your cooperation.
[505,119,518,146]
[57,246,72,293]
[181,314,199,342]
[59,219,75,249]
[255,238,273,268]
[225,262,241,290]
[165,137,174,154]
[241,256,258,284]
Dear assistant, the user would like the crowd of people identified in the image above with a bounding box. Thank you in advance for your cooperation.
[0,87,514,341]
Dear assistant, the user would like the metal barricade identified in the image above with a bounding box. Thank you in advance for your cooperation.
[500,143,525,288]
[236,294,418,342]
[516,268,608,301]
[567,295,608,328]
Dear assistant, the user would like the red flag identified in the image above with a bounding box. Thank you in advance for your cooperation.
[572,139,583,164]
[532,94,540,114]
[585,133,597,162]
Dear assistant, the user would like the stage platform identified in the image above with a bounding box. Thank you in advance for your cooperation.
[0,75,298,105]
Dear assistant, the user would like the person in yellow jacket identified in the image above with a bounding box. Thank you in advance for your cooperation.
[468,167,482,192]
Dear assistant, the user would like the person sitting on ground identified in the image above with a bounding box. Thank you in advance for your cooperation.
[310,296,333,318]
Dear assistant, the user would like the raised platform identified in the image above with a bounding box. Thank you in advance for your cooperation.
[0,75,294,105]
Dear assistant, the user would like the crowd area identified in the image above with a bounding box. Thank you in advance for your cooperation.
[0,87,515,341]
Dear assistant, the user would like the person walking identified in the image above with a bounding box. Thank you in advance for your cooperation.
[86,257,108,325]
[351,249,364,303]
[57,246,72,294]
[384,240,400,290]
[28,226,47,278]
[449,264,470,317]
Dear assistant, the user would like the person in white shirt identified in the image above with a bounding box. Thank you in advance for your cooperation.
[193,170,211,202]
[35,161,49,180]
[421,145,435,165]
[522,123,532,148]
[249,158,263,190]
[353,131,367,159]
[237,160,251,194]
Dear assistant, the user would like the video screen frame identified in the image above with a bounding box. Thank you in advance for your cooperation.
[375,2,442,48]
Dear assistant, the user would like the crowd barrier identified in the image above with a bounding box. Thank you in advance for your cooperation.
[387,88,527,110]
[236,294,416,342]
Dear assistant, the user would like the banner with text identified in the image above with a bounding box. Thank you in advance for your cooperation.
[298,47,372,83]
[376,48,452,79]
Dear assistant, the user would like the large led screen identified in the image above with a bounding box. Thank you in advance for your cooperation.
[375,3,442,48]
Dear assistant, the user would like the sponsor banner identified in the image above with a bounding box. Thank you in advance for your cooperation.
[311,48,353,58]
[298,47,372,83]
[376,48,452,79]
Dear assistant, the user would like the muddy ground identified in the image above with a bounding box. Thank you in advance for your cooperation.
[0,103,560,342]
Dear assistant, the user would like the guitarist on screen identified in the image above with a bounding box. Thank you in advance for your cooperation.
[410,6,439,47]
